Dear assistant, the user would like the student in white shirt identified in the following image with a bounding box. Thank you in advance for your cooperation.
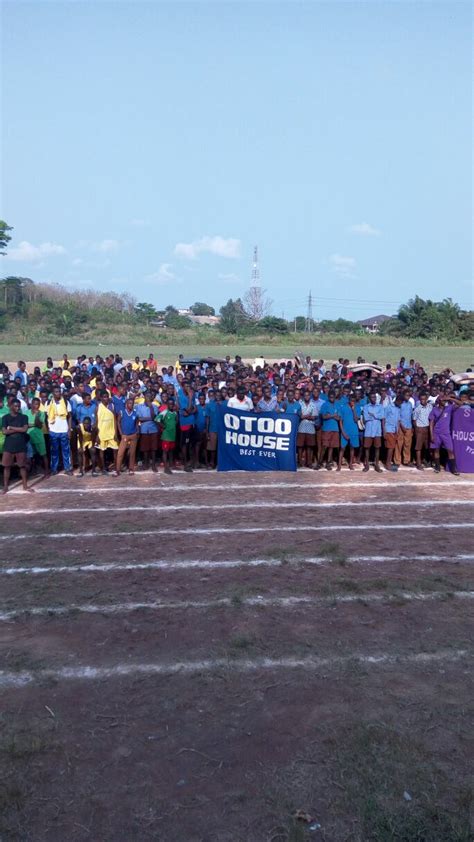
[227,386,253,411]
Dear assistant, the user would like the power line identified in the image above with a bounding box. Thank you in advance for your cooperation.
[305,290,313,332]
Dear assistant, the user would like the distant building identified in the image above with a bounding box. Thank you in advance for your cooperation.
[188,314,221,326]
[357,314,391,334]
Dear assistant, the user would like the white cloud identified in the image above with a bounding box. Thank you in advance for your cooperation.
[349,222,381,236]
[8,241,67,262]
[145,263,176,285]
[95,239,119,253]
[329,254,357,278]
[130,218,150,227]
[174,235,241,260]
[71,257,83,266]
[218,272,240,284]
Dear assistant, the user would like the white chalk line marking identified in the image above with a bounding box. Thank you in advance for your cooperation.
[7,478,473,496]
[0,649,470,689]
[1,499,472,517]
[2,590,472,622]
[2,553,473,577]
[1,522,473,542]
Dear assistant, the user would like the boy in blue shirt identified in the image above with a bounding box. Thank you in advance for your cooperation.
[318,390,341,470]
[362,392,384,472]
[383,395,402,471]
[338,393,359,471]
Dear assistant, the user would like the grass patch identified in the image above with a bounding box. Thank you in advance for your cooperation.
[332,722,472,841]
[316,542,348,566]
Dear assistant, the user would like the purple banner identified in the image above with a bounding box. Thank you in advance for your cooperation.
[452,406,474,473]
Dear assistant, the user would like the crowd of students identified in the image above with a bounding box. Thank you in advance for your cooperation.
[0,351,472,493]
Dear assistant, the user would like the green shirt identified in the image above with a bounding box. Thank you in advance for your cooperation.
[157,409,177,442]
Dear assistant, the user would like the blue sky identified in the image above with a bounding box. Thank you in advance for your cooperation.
[1,1,472,320]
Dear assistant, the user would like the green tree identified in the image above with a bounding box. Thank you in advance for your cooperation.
[135,302,157,323]
[219,298,248,334]
[165,312,192,328]
[0,276,33,311]
[0,221,13,255]
[257,316,289,335]
[294,316,306,331]
[190,301,215,316]
[318,318,362,334]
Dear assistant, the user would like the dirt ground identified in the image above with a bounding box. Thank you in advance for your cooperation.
[0,469,473,841]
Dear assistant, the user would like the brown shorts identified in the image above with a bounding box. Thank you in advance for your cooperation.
[297,432,316,448]
[321,431,340,448]
[140,432,159,452]
[2,450,27,468]
[364,436,382,448]
[415,427,429,450]
[384,432,397,449]
[207,431,218,452]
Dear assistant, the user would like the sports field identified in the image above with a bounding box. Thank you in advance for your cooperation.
[2,343,473,373]
[0,469,472,841]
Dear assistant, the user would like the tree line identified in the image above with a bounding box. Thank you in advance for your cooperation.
[1,220,472,340]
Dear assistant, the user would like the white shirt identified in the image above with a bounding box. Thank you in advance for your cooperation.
[48,399,72,433]
[227,395,253,411]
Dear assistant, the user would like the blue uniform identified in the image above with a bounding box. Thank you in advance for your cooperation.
[340,404,359,448]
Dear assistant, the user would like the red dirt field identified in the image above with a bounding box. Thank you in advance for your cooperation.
[0,469,473,841]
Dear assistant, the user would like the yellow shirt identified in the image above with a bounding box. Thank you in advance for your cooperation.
[79,423,94,449]
[97,402,116,441]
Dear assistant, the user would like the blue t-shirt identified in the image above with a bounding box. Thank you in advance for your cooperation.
[320,401,340,432]
[282,401,301,417]
[178,392,195,427]
[195,405,207,433]
[205,400,219,433]
[363,403,384,437]
[339,404,358,436]
[136,403,158,434]
[76,401,97,425]
[119,408,139,435]
[113,395,127,415]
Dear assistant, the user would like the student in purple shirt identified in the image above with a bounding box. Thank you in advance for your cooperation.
[429,397,460,475]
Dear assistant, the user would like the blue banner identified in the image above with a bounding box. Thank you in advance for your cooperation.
[217,406,298,472]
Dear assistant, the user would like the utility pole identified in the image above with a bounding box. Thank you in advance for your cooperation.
[305,290,313,332]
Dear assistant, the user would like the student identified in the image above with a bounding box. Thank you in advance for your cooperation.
[194,393,208,468]
[77,416,98,476]
[338,393,359,471]
[96,391,119,475]
[362,392,384,472]
[157,397,178,474]
[319,390,341,470]
[136,391,159,472]
[429,396,460,475]
[2,398,34,493]
[394,390,414,467]
[297,389,318,468]
[117,397,139,474]
[413,391,431,470]
[227,385,253,411]
[178,382,197,472]
[383,395,402,471]
[26,397,49,478]
[47,385,73,475]
[205,390,219,469]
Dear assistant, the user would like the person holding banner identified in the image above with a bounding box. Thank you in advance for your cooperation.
[429,396,460,475]
[228,385,252,411]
